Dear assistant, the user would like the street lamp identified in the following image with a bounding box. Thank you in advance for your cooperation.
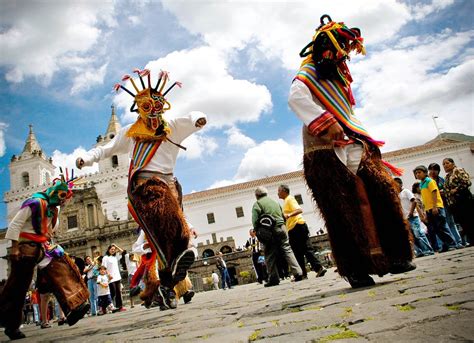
[432,115,442,141]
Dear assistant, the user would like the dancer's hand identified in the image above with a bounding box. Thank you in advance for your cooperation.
[10,241,20,262]
[195,117,207,128]
[76,158,85,169]
[320,122,345,143]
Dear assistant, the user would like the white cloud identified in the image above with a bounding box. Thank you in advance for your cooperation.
[0,122,8,158]
[178,133,218,160]
[226,127,256,149]
[210,139,302,188]
[162,0,412,70]
[409,0,455,20]
[51,147,99,177]
[114,46,272,128]
[128,16,140,26]
[70,62,109,95]
[0,1,116,85]
[235,139,302,180]
[208,179,236,189]
[350,30,474,150]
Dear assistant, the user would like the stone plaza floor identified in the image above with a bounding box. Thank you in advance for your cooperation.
[2,247,474,342]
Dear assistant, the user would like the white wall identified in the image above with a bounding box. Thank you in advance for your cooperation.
[184,178,326,250]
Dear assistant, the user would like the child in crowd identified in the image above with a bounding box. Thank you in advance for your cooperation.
[257,252,268,282]
[211,271,219,290]
[413,165,457,252]
[97,266,114,315]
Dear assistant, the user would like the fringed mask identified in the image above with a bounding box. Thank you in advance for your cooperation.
[115,69,182,142]
[299,15,366,84]
[40,168,84,207]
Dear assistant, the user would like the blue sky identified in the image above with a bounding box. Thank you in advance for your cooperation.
[0,0,473,228]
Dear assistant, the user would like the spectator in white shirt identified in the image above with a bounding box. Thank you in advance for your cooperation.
[102,244,126,312]
[394,178,434,257]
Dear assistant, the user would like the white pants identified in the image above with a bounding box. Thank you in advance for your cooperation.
[334,143,363,175]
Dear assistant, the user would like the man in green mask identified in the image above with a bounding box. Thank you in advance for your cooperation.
[0,178,90,340]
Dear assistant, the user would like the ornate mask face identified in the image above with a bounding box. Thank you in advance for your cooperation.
[46,181,70,206]
[299,15,365,63]
[116,69,181,140]
[135,89,171,131]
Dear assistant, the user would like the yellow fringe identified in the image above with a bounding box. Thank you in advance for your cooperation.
[126,117,171,141]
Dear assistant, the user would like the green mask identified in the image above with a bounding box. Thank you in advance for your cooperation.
[45,181,69,206]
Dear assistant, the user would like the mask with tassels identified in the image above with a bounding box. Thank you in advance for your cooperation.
[114,69,182,142]
[33,167,85,207]
[299,15,366,88]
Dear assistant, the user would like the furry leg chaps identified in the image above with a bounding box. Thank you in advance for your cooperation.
[131,177,191,276]
[303,147,413,277]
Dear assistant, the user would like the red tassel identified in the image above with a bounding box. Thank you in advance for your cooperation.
[367,138,385,147]
[382,160,403,176]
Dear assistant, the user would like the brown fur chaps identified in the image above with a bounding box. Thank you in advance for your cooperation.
[131,177,191,269]
[303,146,413,277]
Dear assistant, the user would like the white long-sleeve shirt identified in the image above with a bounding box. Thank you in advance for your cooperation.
[124,253,138,276]
[131,216,195,255]
[81,112,206,174]
[6,206,59,242]
[288,79,328,126]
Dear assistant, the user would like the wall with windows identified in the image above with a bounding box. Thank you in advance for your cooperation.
[184,174,326,250]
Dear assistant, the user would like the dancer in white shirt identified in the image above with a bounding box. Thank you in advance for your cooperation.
[77,69,204,309]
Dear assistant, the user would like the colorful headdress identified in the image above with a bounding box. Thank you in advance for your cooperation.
[299,15,366,104]
[33,167,84,206]
[300,15,366,63]
[114,69,182,142]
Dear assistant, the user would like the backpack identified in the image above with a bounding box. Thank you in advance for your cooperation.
[255,202,276,243]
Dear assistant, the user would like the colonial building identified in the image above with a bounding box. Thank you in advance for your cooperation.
[2,112,473,284]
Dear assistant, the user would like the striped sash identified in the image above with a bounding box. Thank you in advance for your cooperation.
[19,198,57,243]
[127,140,167,269]
[295,63,383,147]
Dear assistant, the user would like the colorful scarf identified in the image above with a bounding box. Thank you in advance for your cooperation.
[295,63,384,147]
[19,198,57,243]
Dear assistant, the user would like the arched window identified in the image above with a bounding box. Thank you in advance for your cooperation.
[87,204,96,227]
[202,249,215,258]
[21,172,30,187]
[220,246,232,254]
[42,171,51,185]
[111,155,119,168]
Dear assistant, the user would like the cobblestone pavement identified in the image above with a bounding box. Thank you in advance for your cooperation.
[3,247,473,342]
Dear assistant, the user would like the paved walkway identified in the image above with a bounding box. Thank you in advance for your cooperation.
[3,247,474,342]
